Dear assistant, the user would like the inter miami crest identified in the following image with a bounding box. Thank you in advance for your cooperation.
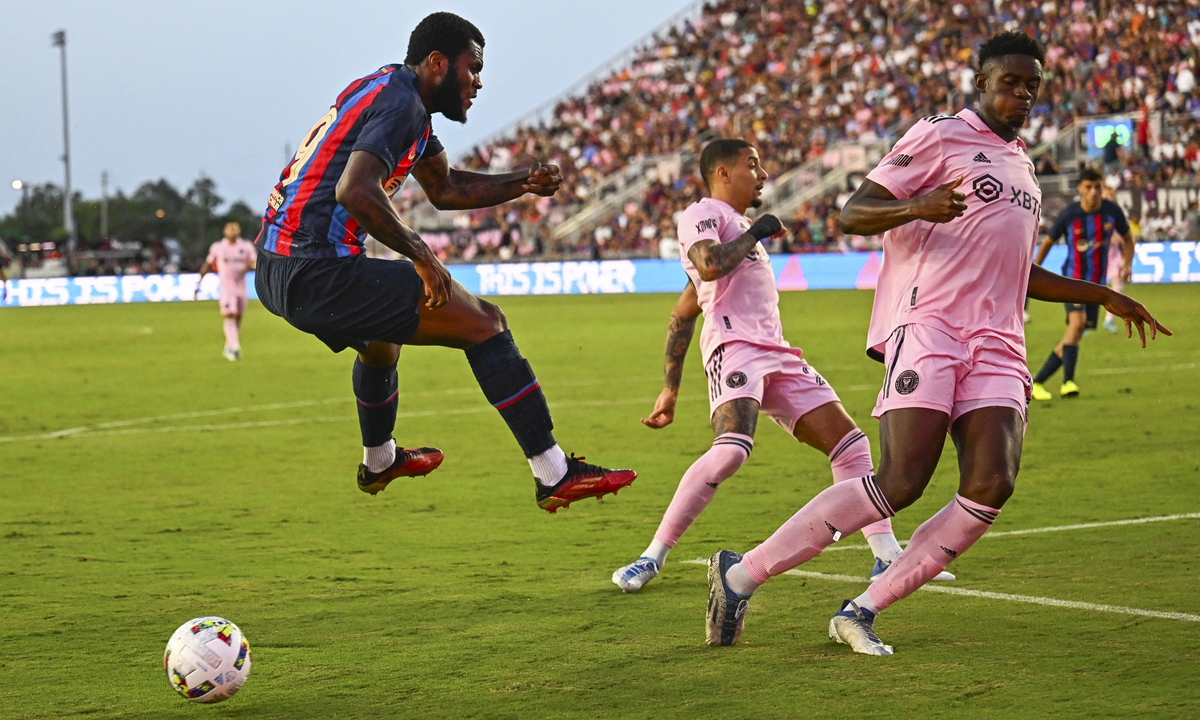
[726,371,748,389]
[895,370,920,395]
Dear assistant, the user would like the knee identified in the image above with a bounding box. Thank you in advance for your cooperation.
[482,301,507,334]
[874,467,932,512]
[961,473,1016,509]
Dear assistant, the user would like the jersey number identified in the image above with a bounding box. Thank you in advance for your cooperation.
[281,107,338,188]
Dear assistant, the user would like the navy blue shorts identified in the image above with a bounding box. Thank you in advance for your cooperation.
[1064,302,1099,330]
[255,250,423,353]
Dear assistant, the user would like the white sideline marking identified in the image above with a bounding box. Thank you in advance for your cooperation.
[820,512,1200,552]
[0,375,666,444]
[4,395,676,442]
[681,561,1200,622]
[1090,362,1196,376]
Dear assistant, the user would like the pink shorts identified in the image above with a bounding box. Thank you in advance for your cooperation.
[219,293,247,317]
[873,324,1031,425]
[704,341,841,435]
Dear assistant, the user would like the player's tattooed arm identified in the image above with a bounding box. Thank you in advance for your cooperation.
[1027,264,1172,347]
[412,151,562,210]
[642,283,701,429]
[840,177,966,236]
[337,150,451,309]
[687,215,781,282]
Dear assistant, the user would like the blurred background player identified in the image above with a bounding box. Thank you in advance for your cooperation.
[701,32,1169,655]
[252,13,634,509]
[0,238,10,301]
[1030,167,1132,399]
[613,139,951,594]
[196,221,257,361]
[1101,185,1131,334]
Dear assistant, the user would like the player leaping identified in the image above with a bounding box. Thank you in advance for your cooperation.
[612,139,951,593]
[702,32,1169,653]
[253,12,634,511]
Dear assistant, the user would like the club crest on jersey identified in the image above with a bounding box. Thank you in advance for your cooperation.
[726,371,748,389]
[972,174,1003,203]
[895,370,919,395]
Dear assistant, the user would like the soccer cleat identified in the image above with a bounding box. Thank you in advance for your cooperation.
[612,556,660,593]
[829,599,893,656]
[357,445,445,496]
[869,555,955,583]
[1103,318,1118,333]
[535,454,636,513]
[1031,382,1052,401]
[222,347,239,362]
[1060,380,1080,398]
[705,550,750,646]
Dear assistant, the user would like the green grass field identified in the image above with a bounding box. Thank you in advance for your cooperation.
[1,284,1198,719]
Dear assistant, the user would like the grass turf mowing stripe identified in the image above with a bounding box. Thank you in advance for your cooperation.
[681,562,1200,622]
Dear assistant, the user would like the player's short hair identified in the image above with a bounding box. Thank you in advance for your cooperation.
[405,12,485,66]
[1078,166,1104,184]
[978,31,1046,72]
[699,138,754,189]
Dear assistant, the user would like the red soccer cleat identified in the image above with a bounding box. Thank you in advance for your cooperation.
[536,454,637,513]
[357,445,444,496]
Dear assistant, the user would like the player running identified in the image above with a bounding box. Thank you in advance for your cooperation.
[252,12,634,511]
[702,32,1169,653]
[196,222,257,361]
[612,139,951,593]
[1029,167,1132,399]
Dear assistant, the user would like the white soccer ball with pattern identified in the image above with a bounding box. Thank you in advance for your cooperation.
[164,616,252,703]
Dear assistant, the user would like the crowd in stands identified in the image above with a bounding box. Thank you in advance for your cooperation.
[404,0,1200,262]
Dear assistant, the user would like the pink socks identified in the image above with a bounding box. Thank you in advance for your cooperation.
[653,433,752,547]
[223,317,240,350]
[828,430,893,539]
[863,494,999,612]
[741,475,894,584]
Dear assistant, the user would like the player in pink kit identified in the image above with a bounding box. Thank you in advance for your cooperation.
[197,221,257,361]
[703,33,1170,653]
[612,139,947,594]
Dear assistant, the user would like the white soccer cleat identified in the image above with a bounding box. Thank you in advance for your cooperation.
[612,556,660,593]
[829,600,893,656]
[222,347,239,362]
[869,554,955,583]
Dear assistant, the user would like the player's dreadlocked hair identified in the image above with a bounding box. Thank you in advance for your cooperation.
[978,31,1046,72]
[699,138,754,189]
[405,12,485,66]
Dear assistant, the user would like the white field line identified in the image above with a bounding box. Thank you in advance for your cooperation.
[1089,362,1196,376]
[0,375,665,444]
[680,562,1200,622]
[3,395,675,442]
[820,512,1200,552]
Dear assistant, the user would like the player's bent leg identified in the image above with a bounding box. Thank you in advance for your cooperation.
[615,399,757,593]
[354,341,444,496]
[1059,310,1086,397]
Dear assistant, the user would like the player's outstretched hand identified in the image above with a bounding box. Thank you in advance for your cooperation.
[911,176,967,223]
[522,162,562,197]
[641,388,678,429]
[414,253,452,310]
[1103,289,1172,348]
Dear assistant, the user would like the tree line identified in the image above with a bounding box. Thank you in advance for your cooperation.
[0,175,263,262]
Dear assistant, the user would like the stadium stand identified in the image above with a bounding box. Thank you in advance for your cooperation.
[394,0,1200,262]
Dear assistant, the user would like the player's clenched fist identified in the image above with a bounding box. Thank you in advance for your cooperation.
[640,388,678,429]
[522,162,563,197]
[910,176,968,223]
[747,214,783,240]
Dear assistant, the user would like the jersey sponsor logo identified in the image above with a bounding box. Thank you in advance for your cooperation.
[726,371,748,389]
[884,153,913,167]
[1008,184,1041,219]
[895,369,920,395]
[695,218,720,234]
[972,174,1003,203]
[973,152,991,163]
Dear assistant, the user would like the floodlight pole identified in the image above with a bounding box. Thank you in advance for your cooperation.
[100,171,109,239]
[52,29,77,257]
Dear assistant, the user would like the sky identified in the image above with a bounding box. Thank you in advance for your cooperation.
[0,0,695,216]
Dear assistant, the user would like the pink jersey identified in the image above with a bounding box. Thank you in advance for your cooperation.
[677,197,794,362]
[206,238,256,297]
[865,109,1042,358]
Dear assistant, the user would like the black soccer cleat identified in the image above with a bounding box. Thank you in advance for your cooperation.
[357,445,445,496]
[535,454,636,513]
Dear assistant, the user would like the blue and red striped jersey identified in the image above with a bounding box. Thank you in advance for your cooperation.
[1046,199,1129,282]
[256,65,444,258]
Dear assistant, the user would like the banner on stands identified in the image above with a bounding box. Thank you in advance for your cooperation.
[2,245,1196,308]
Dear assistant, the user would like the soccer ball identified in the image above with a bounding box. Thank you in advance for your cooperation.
[163,616,252,703]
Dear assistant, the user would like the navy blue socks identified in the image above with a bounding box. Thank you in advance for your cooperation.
[464,330,556,458]
[353,357,398,448]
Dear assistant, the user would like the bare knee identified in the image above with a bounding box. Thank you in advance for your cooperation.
[876,472,929,513]
[959,473,1015,509]
[482,301,507,335]
[358,341,399,368]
